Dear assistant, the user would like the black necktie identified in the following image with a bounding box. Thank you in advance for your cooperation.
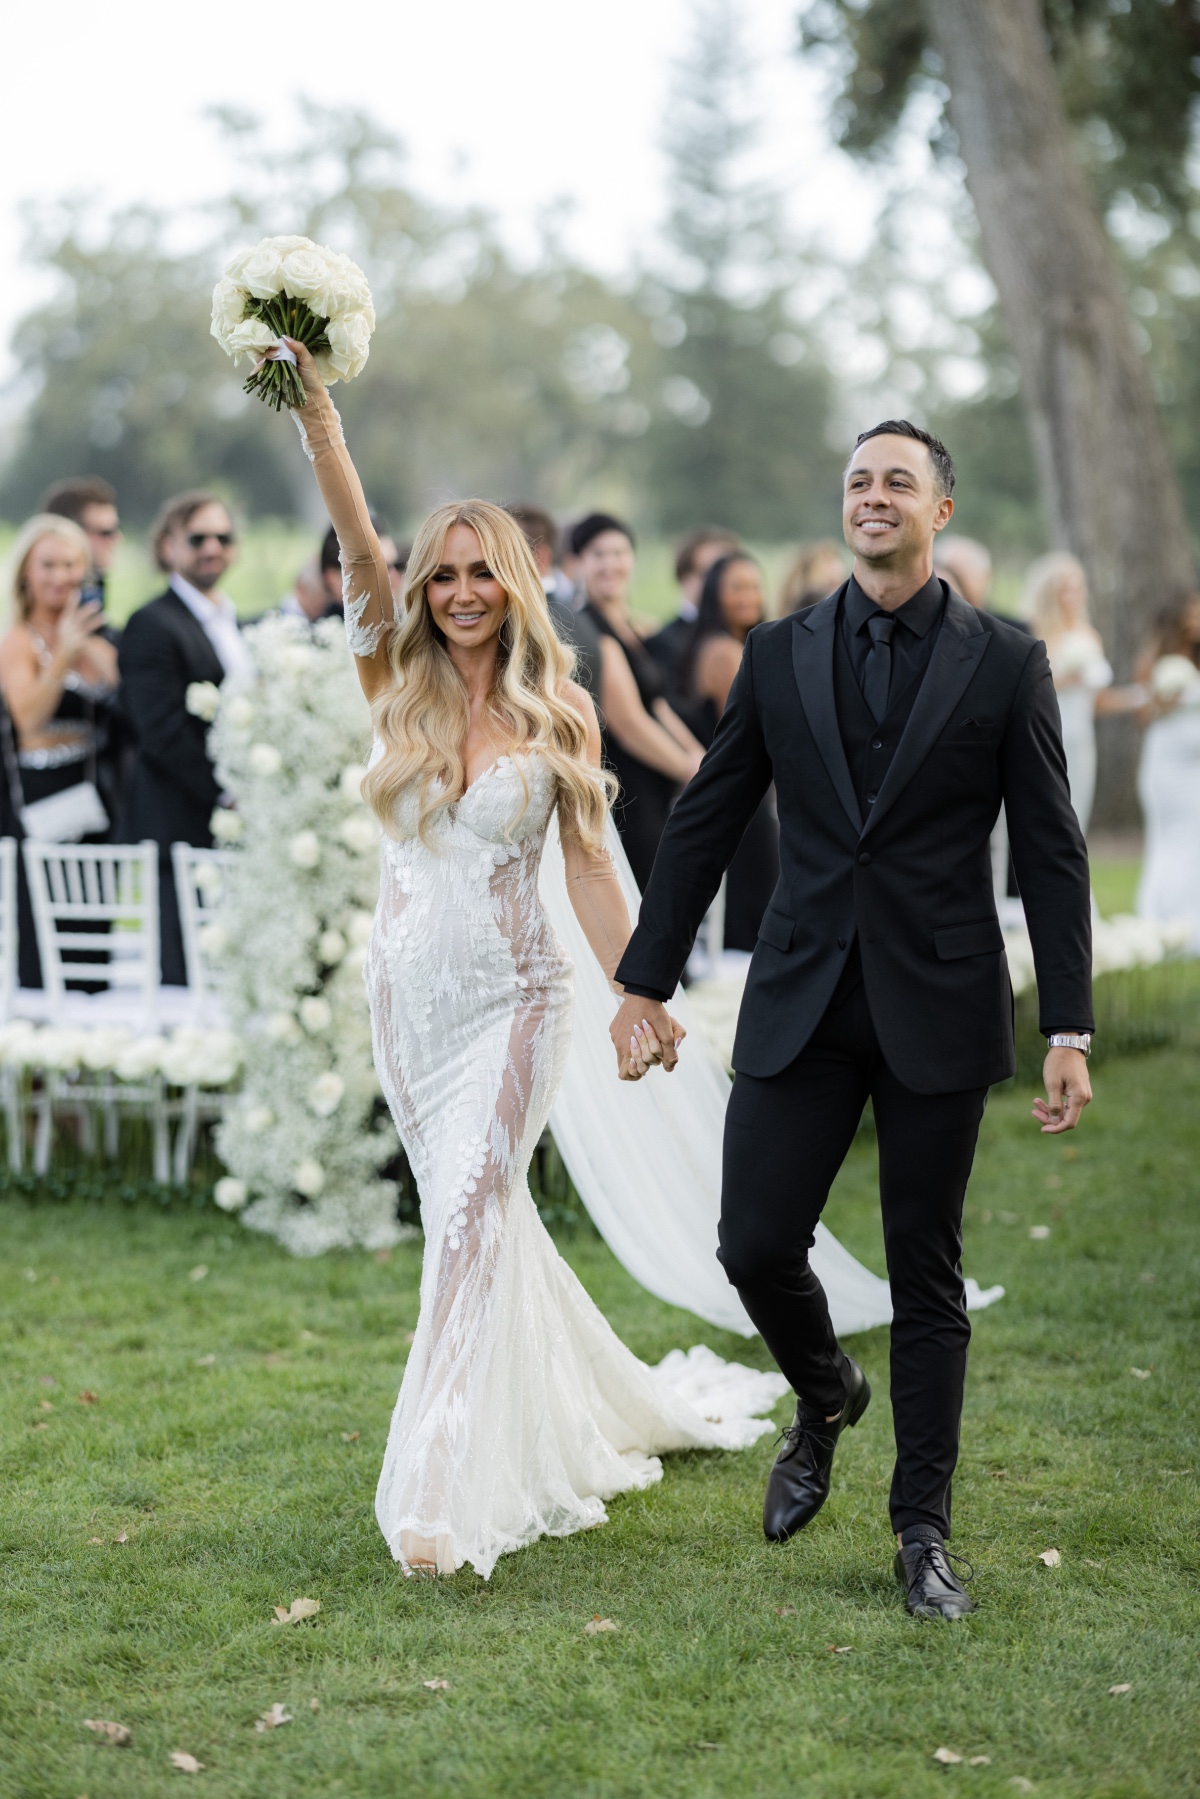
[864,613,896,722]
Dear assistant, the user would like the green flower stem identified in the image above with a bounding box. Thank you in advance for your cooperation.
[241,289,332,411]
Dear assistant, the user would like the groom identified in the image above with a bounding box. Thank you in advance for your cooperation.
[610,421,1093,1619]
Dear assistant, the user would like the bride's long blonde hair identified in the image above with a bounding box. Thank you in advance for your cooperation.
[364,499,615,850]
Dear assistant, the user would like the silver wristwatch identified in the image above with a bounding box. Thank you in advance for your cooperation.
[1047,1032,1092,1056]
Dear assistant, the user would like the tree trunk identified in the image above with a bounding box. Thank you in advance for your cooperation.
[924,0,1194,826]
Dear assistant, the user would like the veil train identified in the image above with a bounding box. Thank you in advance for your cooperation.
[539,815,1004,1338]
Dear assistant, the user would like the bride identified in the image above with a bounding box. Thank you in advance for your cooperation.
[272,337,787,1578]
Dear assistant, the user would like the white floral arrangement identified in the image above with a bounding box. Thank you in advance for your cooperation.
[210,235,376,412]
[208,613,408,1256]
[1148,653,1200,702]
[0,1021,242,1085]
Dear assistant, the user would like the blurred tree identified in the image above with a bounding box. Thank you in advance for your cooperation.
[798,0,1198,820]
[642,0,845,538]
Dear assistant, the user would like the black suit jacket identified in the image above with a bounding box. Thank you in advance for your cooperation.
[615,583,1093,1093]
[117,589,227,855]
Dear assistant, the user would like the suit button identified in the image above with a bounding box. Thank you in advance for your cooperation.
[858,852,871,866]
[837,937,847,950]
[871,740,883,751]
[866,791,877,804]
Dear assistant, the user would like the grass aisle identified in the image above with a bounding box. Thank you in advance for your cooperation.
[1,1052,1197,1799]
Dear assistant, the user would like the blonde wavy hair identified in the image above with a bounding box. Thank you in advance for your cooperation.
[6,513,90,624]
[364,499,615,851]
[1021,551,1090,636]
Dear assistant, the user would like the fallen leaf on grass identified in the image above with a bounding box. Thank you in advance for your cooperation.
[1008,1781,1035,1794]
[78,1390,97,1405]
[1129,1367,1152,1380]
[969,1756,992,1765]
[1109,1683,1133,1697]
[88,1537,104,1545]
[84,1719,132,1746]
[39,1374,56,1388]
[422,1679,451,1691]
[31,1421,48,1430]
[1083,1559,1103,1568]
[583,1616,618,1634]
[374,1246,392,1263]
[309,1697,320,1713]
[170,1751,205,1772]
[113,1532,128,1544]
[254,1704,292,1732]
[1028,1225,1051,1240]
[775,1604,797,1616]
[271,1597,320,1625]
[695,1742,721,1751]
[23,1267,37,1281]
[932,1746,963,1764]
[39,1399,54,1411]
[1037,1548,1061,1567]
[341,1431,360,1443]
[188,1265,209,1283]
[826,1645,852,1654]
[195,1355,216,1367]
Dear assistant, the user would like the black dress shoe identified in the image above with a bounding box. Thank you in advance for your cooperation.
[894,1532,976,1619]
[762,1358,871,1542]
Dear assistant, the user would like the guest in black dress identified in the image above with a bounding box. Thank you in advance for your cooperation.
[677,552,779,950]
[569,513,704,890]
[0,514,121,988]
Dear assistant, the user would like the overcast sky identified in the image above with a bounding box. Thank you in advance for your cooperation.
[0,0,885,384]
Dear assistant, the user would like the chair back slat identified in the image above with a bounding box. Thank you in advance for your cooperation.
[0,837,16,1021]
[23,840,160,1026]
[171,843,235,1024]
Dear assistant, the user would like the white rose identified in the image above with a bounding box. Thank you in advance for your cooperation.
[225,693,255,729]
[308,1071,345,1117]
[280,245,337,311]
[293,1158,326,1198]
[210,276,248,345]
[250,742,283,777]
[185,681,221,722]
[264,1011,301,1043]
[214,1176,249,1212]
[339,763,367,803]
[193,862,224,901]
[321,312,372,383]
[225,240,286,302]
[115,1036,164,1080]
[226,317,279,365]
[299,997,333,1034]
[347,910,374,947]
[289,830,322,869]
[317,929,348,966]
[210,808,244,843]
[340,813,379,853]
[243,1103,275,1134]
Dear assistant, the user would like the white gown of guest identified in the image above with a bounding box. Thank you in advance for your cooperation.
[292,378,788,1581]
[1137,676,1200,952]
[1048,631,1112,834]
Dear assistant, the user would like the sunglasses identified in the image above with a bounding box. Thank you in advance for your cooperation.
[89,525,121,540]
[187,531,235,549]
[385,560,405,573]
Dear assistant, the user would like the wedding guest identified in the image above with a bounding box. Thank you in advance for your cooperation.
[1135,593,1200,950]
[41,475,122,611]
[0,514,120,987]
[678,552,779,949]
[645,526,741,695]
[1022,552,1113,833]
[573,513,704,889]
[278,560,330,623]
[778,539,846,616]
[285,519,403,623]
[118,491,250,986]
[506,504,602,698]
[933,535,992,612]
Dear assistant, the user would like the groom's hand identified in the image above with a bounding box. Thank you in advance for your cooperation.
[1032,1048,1092,1133]
[610,995,682,1081]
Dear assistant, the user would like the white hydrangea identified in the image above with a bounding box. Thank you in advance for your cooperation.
[289,830,322,869]
[185,681,222,722]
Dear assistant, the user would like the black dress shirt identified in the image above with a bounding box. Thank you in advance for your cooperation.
[840,571,945,709]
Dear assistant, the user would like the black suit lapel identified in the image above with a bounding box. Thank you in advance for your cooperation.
[162,590,227,686]
[791,590,862,834]
[860,590,990,842]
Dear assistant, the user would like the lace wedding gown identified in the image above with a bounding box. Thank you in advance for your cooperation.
[292,375,786,1581]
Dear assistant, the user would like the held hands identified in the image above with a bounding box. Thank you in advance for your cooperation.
[609,994,686,1082]
[1032,1047,1092,1134]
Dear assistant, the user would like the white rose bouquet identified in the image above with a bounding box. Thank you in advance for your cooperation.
[210,234,376,411]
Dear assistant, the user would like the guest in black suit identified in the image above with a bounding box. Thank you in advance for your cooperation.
[611,421,1094,1619]
[644,526,740,701]
[118,491,250,985]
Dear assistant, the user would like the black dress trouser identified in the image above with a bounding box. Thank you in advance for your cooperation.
[718,974,989,1538]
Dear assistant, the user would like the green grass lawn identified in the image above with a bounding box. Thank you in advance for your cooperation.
[1,1050,1197,1799]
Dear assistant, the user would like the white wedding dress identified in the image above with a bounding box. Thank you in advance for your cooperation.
[1137,680,1200,951]
[367,749,787,1577]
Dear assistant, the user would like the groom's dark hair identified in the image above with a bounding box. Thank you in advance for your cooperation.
[852,419,956,498]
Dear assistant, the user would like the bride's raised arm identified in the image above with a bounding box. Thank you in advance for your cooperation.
[276,337,394,700]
